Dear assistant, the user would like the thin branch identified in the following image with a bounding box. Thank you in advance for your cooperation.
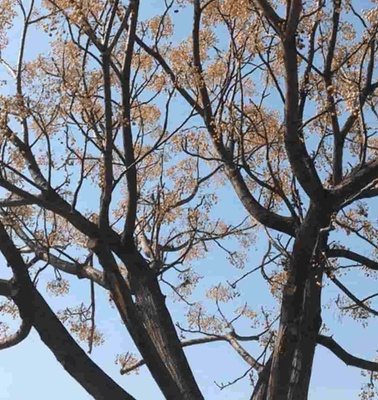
[326,271,378,317]
[121,329,266,375]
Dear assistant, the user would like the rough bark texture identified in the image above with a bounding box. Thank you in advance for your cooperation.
[117,244,205,400]
[251,358,271,400]
[0,223,135,400]
[13,287,136,400]
[95,243,192,400]
[264,205,330,400]
[89,232,204,399]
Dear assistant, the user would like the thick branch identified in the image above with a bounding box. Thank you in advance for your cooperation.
[99,54,114,229]
[94,243,188,400]
[11,224,108,288]
[327,248,378,271]
[0,197,35,207]
[254,0,284,35]
[0,278,12,297]
[317,334,378,372]
[282,14,327,204]
[120,0,139,242]
[223,164,297,236]
[0,178,101,241]
[285,0,302,38]
[192,1,297,236]
[332,158,378,207]
[115,244,204,400]
[0,317,31,350]
[323,1,342,184]
[0,222,136,400]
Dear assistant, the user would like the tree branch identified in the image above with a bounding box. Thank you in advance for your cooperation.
[120,0,139,243]
[136,26,297,237]
[0,317,31,350]
[10,223,108,288]
[332,158,378,207]
[0,278,12,297]
[327,248,378,271]
[326,271,378,317]
[0,221,136,400]
[317,334,378,372]
[0,197,35,207]
[254,0,284,35]
[281,3,327,205]
[121,332,264,375]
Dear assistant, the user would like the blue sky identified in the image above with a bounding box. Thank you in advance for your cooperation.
[1,1,378,399]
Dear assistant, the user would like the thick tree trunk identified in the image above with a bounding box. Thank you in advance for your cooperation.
[95,244,188,400]
[116,245,204,400]
[252,205,330,400]
[266,269,323,400]
[251,272,322,400]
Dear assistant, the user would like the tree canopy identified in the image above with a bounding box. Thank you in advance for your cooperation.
[2,1,378,399]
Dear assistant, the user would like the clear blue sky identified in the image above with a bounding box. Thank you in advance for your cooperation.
[0,1,377,399]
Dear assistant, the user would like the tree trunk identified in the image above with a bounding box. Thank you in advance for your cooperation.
[251,271,322,400]
[252,204,330,400]
[116,245,204,400]
[266,268,323,400]
[95,243,189,400]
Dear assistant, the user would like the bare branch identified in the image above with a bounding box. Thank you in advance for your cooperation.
[0,317,31,350]
[327,248,378,271]
[0,279,12,298]
[253,0,284,35]
[326,271,378,317]
[120,0,140,243]
[10,223,108,288]
[0,220,135,400]
[332,159,378,207]
[317,334,378,372]
[121,331,264,375]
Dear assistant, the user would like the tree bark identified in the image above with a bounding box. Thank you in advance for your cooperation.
[13,286,136,400]
[0,222,135,400]
[94,243,190,400]
[251,358,271,400]
[116,244,204,400]
[266,268,323,400]
[252,205,330,400]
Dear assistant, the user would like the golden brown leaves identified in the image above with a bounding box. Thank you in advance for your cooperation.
[0,0,17,50]
[58,304,104,347]
[115,352,140,375]
[187,303,227,334]
[206,284,239,302]
[46,278,70,297]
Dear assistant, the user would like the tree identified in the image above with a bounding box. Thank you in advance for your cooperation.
[2,0,378,399]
